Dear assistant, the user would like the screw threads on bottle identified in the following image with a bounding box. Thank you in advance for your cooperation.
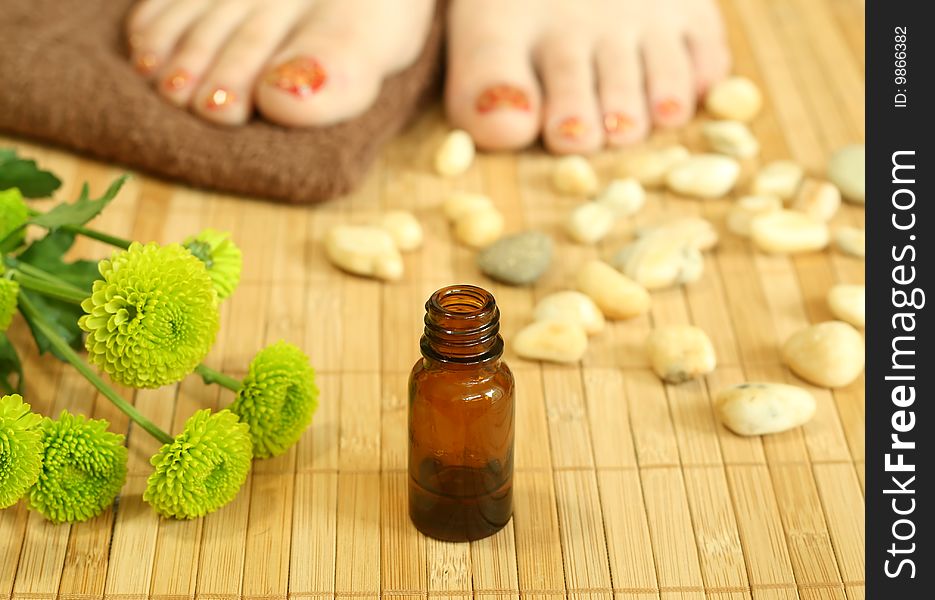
[421,285,503,363]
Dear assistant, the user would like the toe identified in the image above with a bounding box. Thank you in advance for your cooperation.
[445,42,541,151]
[445,0,540,150]
[536,34,603,154]
[595,38,650,147]
[642,31,696,128]
[254,0,434,128]
[126,0,170,39]
[687,31,731,96]
[254,38,380,127]
[129,0,211,77]
[191,2,309,125]
[154,1,255,106]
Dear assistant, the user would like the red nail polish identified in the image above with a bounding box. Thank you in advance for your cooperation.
[163,69,192,92]
[266,57,327,97]
[476,85,531,113]
[556,117,588,140]
[655,98,681,119]
[603,112,636,135]
[205,87,236,111]
[135,52,158,75]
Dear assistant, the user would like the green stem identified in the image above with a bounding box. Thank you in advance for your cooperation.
[24,208,132,250]
[12,271,87,304]
[17,292,174,445]
[195,364,242,392]
[62,225,131,250]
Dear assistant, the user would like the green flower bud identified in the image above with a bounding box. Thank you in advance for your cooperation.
[28,410,128,523]
[183,229,242,300]
[78,242,220,388]
[0,278,19,332]
[0,188,29,249]
[144,409,252,519]
[230,342,319,458]
[0,394,44,509]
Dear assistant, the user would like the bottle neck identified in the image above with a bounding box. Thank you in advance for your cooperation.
[421,285,504,365]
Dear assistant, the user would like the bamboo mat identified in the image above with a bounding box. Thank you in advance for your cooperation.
[0,0,865,598]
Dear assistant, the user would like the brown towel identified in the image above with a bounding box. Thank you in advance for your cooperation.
[0,0,445,203]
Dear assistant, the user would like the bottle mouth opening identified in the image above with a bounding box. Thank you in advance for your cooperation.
[427,285,498,321]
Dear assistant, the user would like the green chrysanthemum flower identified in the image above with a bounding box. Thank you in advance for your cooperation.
[183,229,242,300]
[78,242,220,388]
[27,410,127,523]
[0,394,44,509]
[0,188,29,249]
[144,409,252,519]
[229,342,319,458]
[0,278,19,332]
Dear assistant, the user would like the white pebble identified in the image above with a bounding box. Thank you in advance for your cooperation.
[612,237,704,290]
[791,179,841,222]
[834,226,865,258]
[566,202,616,245]
[513,320,588,364]
[575,260,651,320]
[727,195,783,237]
[751,160,804,200]
[454,208,504,248]
[553,155,599,196]
[702,120,760,158]
[377,210,423,251]
[435,130,475,177]
[618,146,690,187]
[666,154,741,199]
[781,321,865,388]
[533,291,606,335]
[595,178,646,217]
[636,216,719,250]
[828,144,865,204]
[750,210,830,254]
[827,284,865,328]
[645,325,717,383]
[325,225,404,281]
[704,76,763,122]
[715,383,816,436]
[442,192,494,222]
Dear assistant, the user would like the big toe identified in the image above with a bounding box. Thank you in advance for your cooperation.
[444,44,541,151]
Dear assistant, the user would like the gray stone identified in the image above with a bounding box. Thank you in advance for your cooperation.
[477,231,554,285]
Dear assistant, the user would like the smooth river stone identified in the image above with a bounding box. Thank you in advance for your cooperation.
[828,144,865,204]
[477,231,554,285]
[715,382,816,436]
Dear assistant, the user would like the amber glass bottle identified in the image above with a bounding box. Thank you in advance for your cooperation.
[408,285,515,542]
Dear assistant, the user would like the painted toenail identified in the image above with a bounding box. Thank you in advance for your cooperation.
[655,98,682,119]
[135,52,158,75]
[475,85,531,113]
[205,87,236,111]
[163,69,192,92]
[266,57,327,98]
[556,117,588,140]
[603,112,636,135]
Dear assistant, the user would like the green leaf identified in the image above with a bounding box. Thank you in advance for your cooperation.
[0,332,23,394]
[30,175,128,229]
[18,289,85,361]
[17,230,99,290]
[0,151,62,198]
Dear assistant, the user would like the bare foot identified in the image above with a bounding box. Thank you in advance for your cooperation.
[127,0,435,126]
[444,0,731,153]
